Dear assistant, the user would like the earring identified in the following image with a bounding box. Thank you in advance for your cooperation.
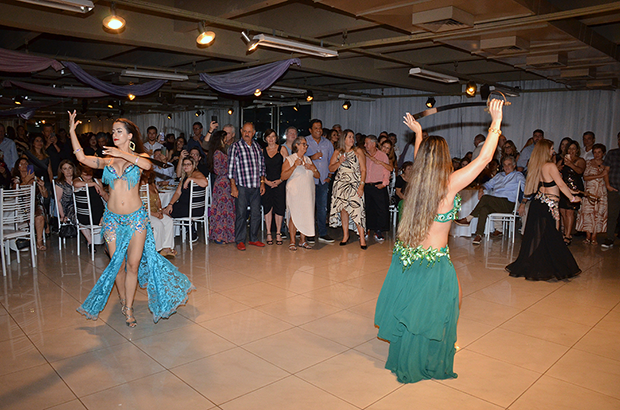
[129,141,136,151]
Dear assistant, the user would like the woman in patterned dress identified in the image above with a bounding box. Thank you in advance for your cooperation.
[207,130,235,244]
[328,129,367,248]
[576,143,608,244]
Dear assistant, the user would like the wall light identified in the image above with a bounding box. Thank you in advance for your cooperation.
[196,21,215,46]
[425,97,436,108]
[466,81,477,97]
[103,3,125,31]
[342,100,351,110]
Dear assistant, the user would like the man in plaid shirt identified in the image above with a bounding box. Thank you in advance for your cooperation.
[602,131,620,249]
[228,122,266,250]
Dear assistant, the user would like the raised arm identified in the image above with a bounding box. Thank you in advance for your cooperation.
[448,99,504,194]
[68,110,108,169]
[403,113,423,159]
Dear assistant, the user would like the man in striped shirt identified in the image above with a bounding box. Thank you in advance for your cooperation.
[228,122,266,250]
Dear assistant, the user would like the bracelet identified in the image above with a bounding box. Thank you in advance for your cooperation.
[73,148,82,154]
[488,127,502,135]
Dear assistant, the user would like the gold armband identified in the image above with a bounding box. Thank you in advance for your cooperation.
[488,127,502,136]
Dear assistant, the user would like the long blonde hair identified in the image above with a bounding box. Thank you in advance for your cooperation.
[398,136,453,246]
[524,139,554,196]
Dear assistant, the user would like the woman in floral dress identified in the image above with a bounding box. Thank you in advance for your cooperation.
[576,143,608,244]
[207,130,235,243]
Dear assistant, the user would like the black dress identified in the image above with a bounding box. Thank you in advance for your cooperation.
[170,177,205,218]
[506,181,581,281]
[558,160,584,210]
[261,148,285,216]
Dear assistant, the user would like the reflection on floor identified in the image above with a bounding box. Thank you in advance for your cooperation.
[1,231,619,410]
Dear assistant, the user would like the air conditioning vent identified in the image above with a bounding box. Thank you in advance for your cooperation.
[480,36,530,55]
[526,53,568,69]
[413,7,474,33]
[561,67,596,78]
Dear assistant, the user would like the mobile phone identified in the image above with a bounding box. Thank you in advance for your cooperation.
[159,132,165,142]
[211,116,217,123]
[27,164,34,174]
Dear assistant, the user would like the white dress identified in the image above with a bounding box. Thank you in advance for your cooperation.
[285,153,315,237]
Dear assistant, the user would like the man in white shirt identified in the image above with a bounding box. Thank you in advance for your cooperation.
[152,149,175,183]
[144,126,163,155]
[517,129,544,172]
[471,134,486,160]
[582,131,595,161]
[0,124,18,172]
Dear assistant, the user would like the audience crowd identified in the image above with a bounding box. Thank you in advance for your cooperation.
[1,118,620,254]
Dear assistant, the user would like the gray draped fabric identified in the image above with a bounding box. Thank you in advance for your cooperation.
[200,58,301,96]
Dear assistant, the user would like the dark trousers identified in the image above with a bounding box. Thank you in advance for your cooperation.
[470,195,515,235]
[364,183,389,232]
[235,186,261,244]
[606,190,620,240]
[315,182,329,237]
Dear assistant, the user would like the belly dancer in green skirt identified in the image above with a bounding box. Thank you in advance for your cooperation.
[375,99,505,383]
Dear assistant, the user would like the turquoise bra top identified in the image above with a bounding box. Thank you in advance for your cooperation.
[434,194,462,223]
[102,164,141,190]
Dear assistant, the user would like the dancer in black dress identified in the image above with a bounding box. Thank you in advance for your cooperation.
[506,139,581,280]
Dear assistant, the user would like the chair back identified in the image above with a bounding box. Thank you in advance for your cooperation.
[0,185,36,229]
[139,184,151,215]
[188,182,207,219]
[511,181,522,215]
[73,184,94,227]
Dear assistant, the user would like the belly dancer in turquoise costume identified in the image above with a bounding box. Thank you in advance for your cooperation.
[374,99,505,383]
[68,111,194,327]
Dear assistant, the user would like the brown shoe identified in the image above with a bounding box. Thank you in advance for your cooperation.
[455,217,471,226]
[490,230,503,237]
[472,235,482,245]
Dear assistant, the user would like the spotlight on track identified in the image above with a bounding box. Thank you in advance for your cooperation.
[426,97,436,108]
[293,102,300,112]
[167,113,172,120]
[227,107,234,115]
[254,89,262,97]
[103,3,126,31]
[196,21,215,46]
[466,81,477,98]
[342,100,351,110]
[305,90,314,102]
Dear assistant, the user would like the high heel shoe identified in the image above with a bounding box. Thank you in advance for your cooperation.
[119,297,126,315]
[340,238,349,246]
[125,307,137,328]
[360,241,367,250]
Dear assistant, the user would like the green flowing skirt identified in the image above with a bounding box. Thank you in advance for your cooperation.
[374,252,459,383]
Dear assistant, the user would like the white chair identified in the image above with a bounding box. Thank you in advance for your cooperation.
[52,179,77,251]
[139,184,151,215]
[72,184,102,260]
[1,185,37,276]
[484,181,521,243]
[172,182,209,250]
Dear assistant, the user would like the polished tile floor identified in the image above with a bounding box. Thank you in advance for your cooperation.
[1,231,619,410]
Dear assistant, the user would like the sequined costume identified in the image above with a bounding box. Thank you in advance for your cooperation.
[77,165,194,322]
[374,195,461,383]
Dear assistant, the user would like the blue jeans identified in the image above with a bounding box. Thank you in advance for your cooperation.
[315,182,329,237]
[235,186,261,244]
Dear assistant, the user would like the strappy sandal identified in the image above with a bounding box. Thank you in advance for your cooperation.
[276,233,283,245]
[266,233,274,245]
[288,243,297,251]
[125,307,137,328]
[119,297,126,315]
[299,242,312,249]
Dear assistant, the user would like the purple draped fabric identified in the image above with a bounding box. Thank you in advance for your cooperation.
[0,48,63,73]
[200,58,301,96]
[63,62,167,97]
[2,80,108,98]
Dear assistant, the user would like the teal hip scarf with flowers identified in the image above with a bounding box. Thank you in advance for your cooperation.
[394,240,451,268]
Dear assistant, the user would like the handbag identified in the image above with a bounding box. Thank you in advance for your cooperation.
[15,238,30,250]
[59,224,78,238]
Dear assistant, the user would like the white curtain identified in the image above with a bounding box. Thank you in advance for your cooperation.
[311,81,620,158]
